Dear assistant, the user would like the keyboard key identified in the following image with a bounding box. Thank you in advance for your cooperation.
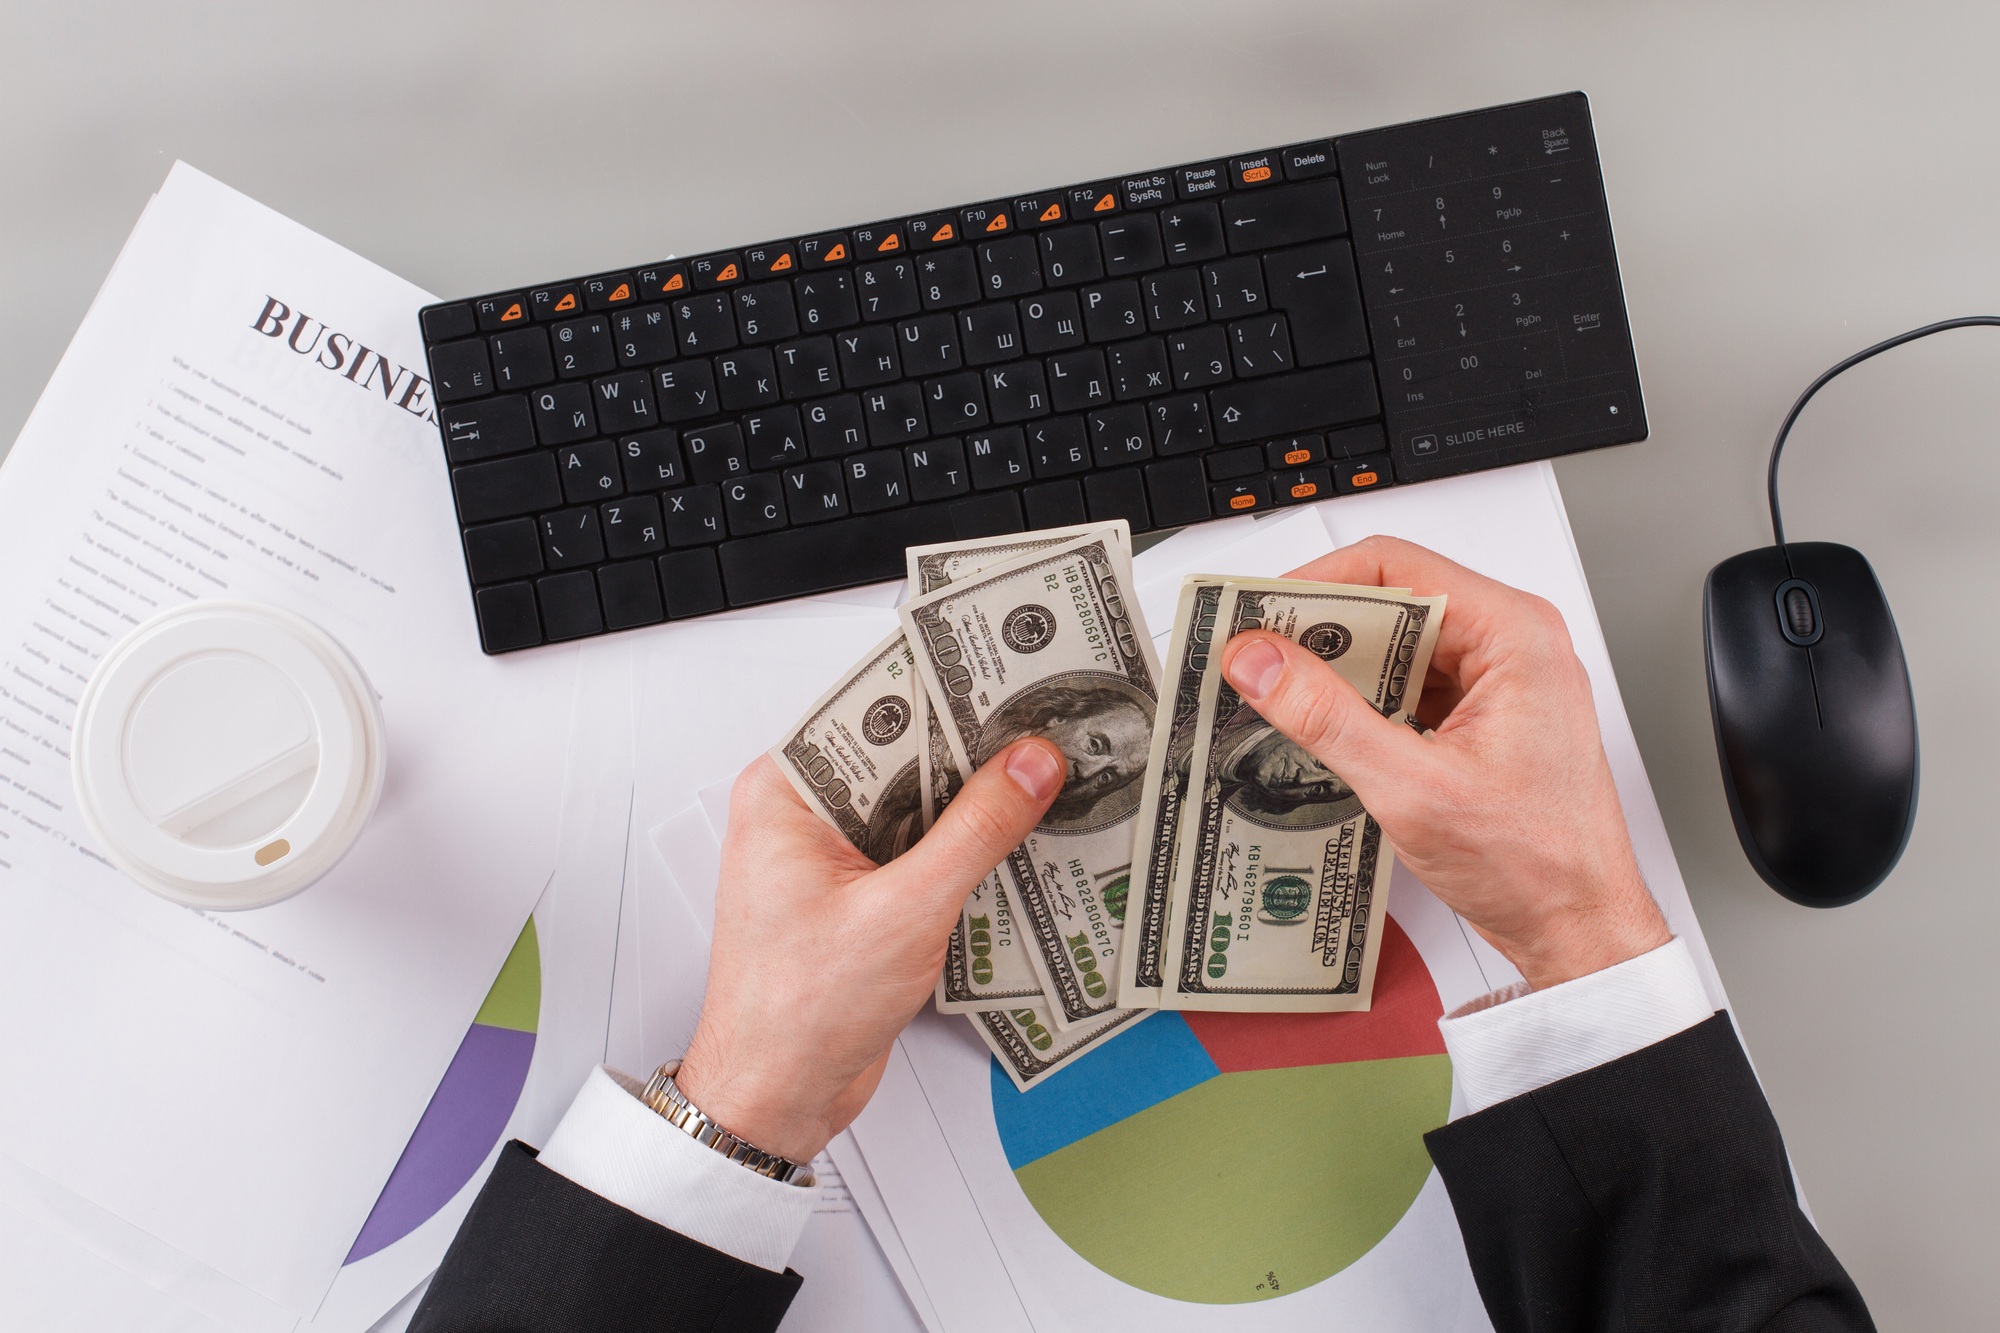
[558,441,623,503]
[638,263,689,300]
[551,315,616,378]
[593,371,658,434]
[475,583,541,652]
[476,293,529,331]
[804,395,867,457]
[1099,213,1163,275]
[908,211,959,248]
[1266,433,1326,468]
[776,336,842,397]
[1070,182,1120,217]
[1143,269,1205,330]
[862,383,927,446]
[620,429,684,491]
[857,258,921,320]
[925,373,988,434]
[1264,240,1368,365]
[1203,257,1267,319]
[794,271,859,331]
[745,243,797,279]
[611,305,676,366]
[1081,280,1144,341]
[1023,478,1087,528]
[1273,466,1332,505]
[717,506,953,605]
[663,485,726,545]
[1211,478,1269,514]
[528,282,584,320]
[1177,162,1227,199]
[905,438,969,502]
[463,517,543,584]
[672,295,738,354]
[598,559,665,629]
[1229,314,1295,376]
[1019,292,1084,353]
[798,234,850,268]
[966,427,1031,489]
[716,348,780,411]
[961,201,1011,236]
[1014,192,1067,229]
[1145,457,1210,528]
[1281,140,1336,180]
[537,570,604,640]
[1325,422,1388,458]
[1222,179,1346,253]
[743,406,807,469]
[601,495,666,557]
[1085,468,1151,532]
[1047,349,1110,412]
[723,474,787,535]
[1335,454,1391,493]
[1229,153,1278,189]
[984,362,1047,423]
[1120,172,1172,210]
[690,253,742,288]
[845,451,910,512]
[430,339,493,403]
[1026,417,1090,478]
[443,395,535,463]
[1087,404,1150,467]
[837,325,901,387]
[584,273,638,310]
[454,452,560,523]
[1106,338,1171,399]
[422,303,475,342]
[918,249,981,308]
[897,314,962,376]
[1038,226,1103,287]
[1210,362,1379,442]
[655,360,719,421]
[541,507,604,567]
[960,305,1023,365]
[977,236,1042,297]
[734,282,798,344]
[490,327,554,389]
[683,424,748,485]
[1148,393,1213,456]
[1205,445,1264,481]
[1160,202,1225,265]
[783,461,848,523]
[659,549,727,616]
[1167,326,1231,390]
[852,222,904,257]
[532,383,595,445]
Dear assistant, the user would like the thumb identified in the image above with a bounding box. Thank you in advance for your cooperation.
[887,738,1063,915]
[1219,630,1432,799]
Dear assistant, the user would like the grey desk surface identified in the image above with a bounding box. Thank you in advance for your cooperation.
[4,2,1994,1325]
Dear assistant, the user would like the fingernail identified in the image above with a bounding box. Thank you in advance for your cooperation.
[1005,740,1064,803]
[1225,638,1285,702]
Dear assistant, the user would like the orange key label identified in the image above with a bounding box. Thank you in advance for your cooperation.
[934,223,955,242]
[1241,165,1273,183]
[1350,470,1378,487]
[1290,481,1318,499]
[1038,202,1062,222]
[824,243,847,262]
[1283,448,1310,465]
[500,302,524,322]
[663,273,685,291]
[1092,193,1116,211]
[716,262,739,281]
[770,253,793,272]
[985,214,1009,232]
[1229,493,1258,510]
[553,293,577,311]
[607,283,631,302]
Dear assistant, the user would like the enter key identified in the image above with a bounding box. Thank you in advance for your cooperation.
[1264,240,1370,365]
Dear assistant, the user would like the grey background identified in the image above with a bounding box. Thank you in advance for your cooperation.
[4,1,1994,1325]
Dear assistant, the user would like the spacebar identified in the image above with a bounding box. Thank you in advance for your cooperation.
[717,507,957,606]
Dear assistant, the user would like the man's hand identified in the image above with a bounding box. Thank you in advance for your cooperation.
[674,738,1064,1163]
[1219,536,1670,992]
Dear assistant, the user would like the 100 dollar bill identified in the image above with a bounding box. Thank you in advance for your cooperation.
[975,1003,1151,1092]
[1161,580,1443,1011]
[901,532,1159,1027]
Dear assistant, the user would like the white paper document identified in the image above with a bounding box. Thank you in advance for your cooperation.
[0,164,578,1314]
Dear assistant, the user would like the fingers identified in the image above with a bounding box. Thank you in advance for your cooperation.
[1281,535,1518,682]
[1220,631,1436,798]
[885,738,1063,916]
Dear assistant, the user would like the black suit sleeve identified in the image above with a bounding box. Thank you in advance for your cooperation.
[410,1141,801,1333]
[1423,1013,1873,1332]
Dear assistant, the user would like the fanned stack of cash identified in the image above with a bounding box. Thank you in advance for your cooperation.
[772,521,1445,1090]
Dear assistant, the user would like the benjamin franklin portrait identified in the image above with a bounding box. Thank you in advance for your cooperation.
[1210,712,1365,830]
[859,760,925,865]
[976,675,1154,832]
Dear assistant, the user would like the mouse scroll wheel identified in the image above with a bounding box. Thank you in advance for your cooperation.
[1783,586,1816,638]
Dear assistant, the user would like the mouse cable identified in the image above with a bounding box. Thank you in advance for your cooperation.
[1767,315,2000,546]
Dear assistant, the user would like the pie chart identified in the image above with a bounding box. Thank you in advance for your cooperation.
[990,915,1450,1304]
[345,918,539,1263]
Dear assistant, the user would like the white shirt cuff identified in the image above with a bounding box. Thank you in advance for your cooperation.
[1439,937,1714,1117]
[535,1066,817,1273]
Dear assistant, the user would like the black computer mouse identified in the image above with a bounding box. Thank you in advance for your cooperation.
[1703,541,1918,906]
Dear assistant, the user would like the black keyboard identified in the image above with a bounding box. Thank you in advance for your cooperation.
[419,92,1646,654]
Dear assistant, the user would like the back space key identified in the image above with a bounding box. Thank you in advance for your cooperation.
[1210,363,1380,443]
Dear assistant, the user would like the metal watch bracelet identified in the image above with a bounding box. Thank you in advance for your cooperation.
[638,1059,815,1186]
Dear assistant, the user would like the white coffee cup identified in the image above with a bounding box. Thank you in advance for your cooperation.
[72,600,386,910]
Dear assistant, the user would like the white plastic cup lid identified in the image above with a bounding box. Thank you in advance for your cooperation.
[72,600,386,911]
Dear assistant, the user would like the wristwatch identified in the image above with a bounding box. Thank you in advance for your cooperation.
[638,1059,815,1186]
